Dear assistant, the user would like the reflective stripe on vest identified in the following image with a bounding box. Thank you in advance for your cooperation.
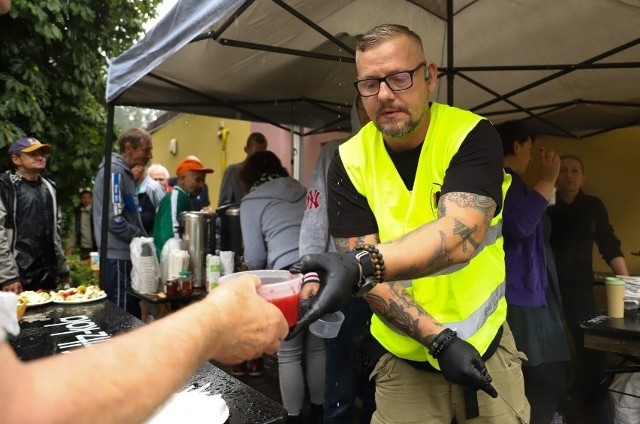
[339,102,511,368]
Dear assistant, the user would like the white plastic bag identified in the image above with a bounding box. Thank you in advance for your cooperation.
[219,251,234,276]
[130,237,161,293]
[609,370,640,423]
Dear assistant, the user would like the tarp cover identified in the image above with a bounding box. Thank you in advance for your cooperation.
[106,0,640,137]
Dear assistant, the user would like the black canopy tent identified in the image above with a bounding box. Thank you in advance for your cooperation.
[99,0,640,285]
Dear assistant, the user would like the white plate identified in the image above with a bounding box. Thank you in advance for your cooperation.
[52,292,107,304]
[145,392,229,424]
[25,298,53,308]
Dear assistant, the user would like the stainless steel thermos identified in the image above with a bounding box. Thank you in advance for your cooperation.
[179,211,216,288]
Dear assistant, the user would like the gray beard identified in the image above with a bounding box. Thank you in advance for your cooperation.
[374,109,426,140]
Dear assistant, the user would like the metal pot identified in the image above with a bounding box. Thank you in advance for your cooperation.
[179,211,216,288]
[216,204,243,255]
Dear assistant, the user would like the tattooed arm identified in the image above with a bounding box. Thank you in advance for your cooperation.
[334,191,496,342]
[376,191,495,282]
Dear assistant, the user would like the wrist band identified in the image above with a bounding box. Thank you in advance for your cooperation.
[352,244,385,284]
[302,272,320,285]
[428,328,458,359]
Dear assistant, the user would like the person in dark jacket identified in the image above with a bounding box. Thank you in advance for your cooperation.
[0,137,69,293]
[548,154,629,423]
[67,188,97,260]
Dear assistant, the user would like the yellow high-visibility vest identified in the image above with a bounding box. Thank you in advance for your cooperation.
[339,102,511,369]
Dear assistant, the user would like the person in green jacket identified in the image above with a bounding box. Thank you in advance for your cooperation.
[153,156,213,257]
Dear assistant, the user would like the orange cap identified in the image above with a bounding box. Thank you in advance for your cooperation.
[176,157,214,177]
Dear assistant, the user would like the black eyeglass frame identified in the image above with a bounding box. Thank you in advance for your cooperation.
[353,62,427,97]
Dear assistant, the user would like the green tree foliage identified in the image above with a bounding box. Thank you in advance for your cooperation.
[0,0,162,219]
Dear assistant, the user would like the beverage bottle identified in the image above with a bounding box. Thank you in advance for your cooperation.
[208,255,221,291]
[178,270,192,296]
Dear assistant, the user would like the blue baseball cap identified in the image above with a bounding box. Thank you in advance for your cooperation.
[8,137,53,156]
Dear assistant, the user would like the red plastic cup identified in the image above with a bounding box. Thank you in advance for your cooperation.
[219,270,302,327]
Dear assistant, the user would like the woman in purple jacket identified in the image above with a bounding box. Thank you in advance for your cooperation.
[498,121,571,424]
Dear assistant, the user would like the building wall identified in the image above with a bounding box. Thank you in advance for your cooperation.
[149,113,349,209]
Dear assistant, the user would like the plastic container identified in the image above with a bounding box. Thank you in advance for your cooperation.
[164,279,179,297]
[207,254,221,291]
[219,270,302,327]
[309,311,345,338]
[89,252,100,271]
[179,271,193,296]
[604,277,626,318]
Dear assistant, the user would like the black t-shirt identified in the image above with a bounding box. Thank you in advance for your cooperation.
[328,119,504,238]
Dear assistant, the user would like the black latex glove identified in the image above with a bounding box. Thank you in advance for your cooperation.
[432,329,498,398]
[287,252,361,339]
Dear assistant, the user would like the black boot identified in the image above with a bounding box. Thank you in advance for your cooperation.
[309,403,323,424]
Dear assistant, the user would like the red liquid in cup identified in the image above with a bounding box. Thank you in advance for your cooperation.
[269,293,300,328]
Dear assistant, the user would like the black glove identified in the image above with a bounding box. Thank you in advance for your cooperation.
[429,328,498,398]
[287,252,361,338]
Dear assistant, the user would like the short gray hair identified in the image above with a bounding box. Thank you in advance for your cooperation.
[356,24,424,56]
[147,163,169,178]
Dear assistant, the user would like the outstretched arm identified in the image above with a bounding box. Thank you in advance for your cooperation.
[1,276,288,424]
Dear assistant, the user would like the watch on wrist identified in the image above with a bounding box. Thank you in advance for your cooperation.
[350,245,385,296]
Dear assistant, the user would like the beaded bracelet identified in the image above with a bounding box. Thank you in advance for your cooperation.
[353,244,385,284]
[428,328,458,358]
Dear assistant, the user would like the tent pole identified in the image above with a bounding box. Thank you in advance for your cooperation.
[291,126,302,181]
[446,0,454,106]
[100,103,115,287]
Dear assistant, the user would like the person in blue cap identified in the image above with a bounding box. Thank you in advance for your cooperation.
[0,137,69,293]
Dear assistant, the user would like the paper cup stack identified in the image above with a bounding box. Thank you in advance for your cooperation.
[167,250,190,281]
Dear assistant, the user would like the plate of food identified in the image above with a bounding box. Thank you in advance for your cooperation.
[17,290,53,307]
[51,285,107,304]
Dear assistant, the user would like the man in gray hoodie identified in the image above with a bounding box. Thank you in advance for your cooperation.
[93,128,152,318]
[298,97,375,424]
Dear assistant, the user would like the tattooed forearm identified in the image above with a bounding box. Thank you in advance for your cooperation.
[334,235,380,253]
[390,229,454,281]
[366,282,441,345]
[438,192,496,225]
[453,218,479,252]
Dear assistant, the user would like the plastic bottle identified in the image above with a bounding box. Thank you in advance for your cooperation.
[178,270,192,296]
[208,255,221,291]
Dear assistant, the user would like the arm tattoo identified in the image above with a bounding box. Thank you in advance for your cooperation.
[367,282,441,345]
[438,192,496,225]
[453,218,479,252]
[409,230,454,277]
[334,234,379,253]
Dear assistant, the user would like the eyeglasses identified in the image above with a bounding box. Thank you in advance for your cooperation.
[354,62,426,97]
[153,178,166,182]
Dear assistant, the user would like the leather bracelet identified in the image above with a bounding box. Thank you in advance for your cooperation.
[428,328,458,359]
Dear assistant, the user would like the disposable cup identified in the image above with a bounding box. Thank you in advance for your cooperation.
[604,277,626,318]
[219,270,302,327]
[309,311,345,338]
